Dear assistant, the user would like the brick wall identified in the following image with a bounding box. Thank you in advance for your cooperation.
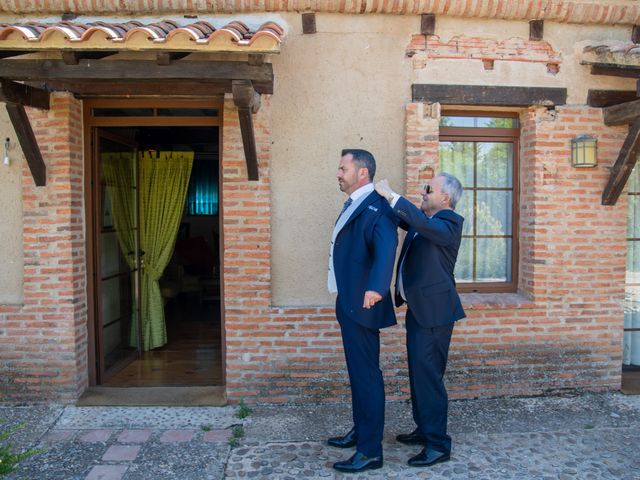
[3,1,638,25]
[408,35,561,74]
[403,103,626,399]
[0,92,87,403]
[222,96,627,404]
[221,94,274,400]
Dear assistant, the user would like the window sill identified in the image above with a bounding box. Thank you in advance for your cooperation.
[459,292,535,310]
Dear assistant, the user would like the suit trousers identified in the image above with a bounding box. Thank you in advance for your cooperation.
[337,300,385,457]
[405,308,454,454]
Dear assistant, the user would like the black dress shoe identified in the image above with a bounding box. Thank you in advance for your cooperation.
[333,451,383,472]
[408,448,450,467]
[327,427,357,448]
[396,429,427,445]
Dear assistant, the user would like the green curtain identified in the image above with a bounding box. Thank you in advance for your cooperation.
[132,151,194,351]
[101,152,137,272]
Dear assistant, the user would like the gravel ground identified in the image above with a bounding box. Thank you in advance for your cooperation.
[0,393,638,479]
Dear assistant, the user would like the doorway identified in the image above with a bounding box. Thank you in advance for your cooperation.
[85,100,223,388]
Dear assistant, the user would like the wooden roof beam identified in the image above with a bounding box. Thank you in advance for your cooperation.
[603,99,640,126]
[155,52,191,66]
[61,51,118,65]
[0,80,50,109]
[587,89,637,108]
[0,51,30,59]
[0,59,274,84]
[4,104,46,186]
[232,79,260,181]
[1,80,49,186]
[602,117,640,205]
[589,63,640,78]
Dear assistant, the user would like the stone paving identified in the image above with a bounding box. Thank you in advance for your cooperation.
[1,393,639,479]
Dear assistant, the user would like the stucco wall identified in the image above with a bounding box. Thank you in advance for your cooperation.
[0,109,23,304]
[270,13,634,306]
[270,13,413,306]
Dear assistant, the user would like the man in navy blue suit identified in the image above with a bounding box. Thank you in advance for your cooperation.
[375,172,465,468]
[327,149,398,473]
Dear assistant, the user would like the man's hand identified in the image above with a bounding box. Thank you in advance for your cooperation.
[363,290,383,309]
[375,179,396,203]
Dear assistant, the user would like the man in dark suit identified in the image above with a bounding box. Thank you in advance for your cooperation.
[375,172,465,467]
[327,149,398,473]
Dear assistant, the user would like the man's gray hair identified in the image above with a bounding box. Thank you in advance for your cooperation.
[438,172,463,210]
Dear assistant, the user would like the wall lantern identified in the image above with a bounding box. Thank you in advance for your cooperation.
[3,138,10,166]
[571,135,597,168]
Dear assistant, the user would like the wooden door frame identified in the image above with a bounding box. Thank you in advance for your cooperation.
[83,98,225,387]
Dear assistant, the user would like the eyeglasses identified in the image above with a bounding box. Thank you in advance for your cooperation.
[423,184,433,194]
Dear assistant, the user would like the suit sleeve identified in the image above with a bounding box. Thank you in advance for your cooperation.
[366,208,398,296]
[393,196,460,246]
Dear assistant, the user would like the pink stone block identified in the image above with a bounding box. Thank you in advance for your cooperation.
[159,429,195,443]
[79,430,113,443]
[85,465,128,480]
[102,445,141,462]
[117,429,152,443]
[203,429,232,442]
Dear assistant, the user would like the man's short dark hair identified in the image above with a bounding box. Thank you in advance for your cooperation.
[341,149,376,181]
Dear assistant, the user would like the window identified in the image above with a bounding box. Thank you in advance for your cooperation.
[625,164,640,366]
[439,113,519,293]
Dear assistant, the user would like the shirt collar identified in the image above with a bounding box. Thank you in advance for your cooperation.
[349,183,374,202]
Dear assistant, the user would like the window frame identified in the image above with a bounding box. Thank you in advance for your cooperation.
[439,110,520,293]
[626,165,640,338]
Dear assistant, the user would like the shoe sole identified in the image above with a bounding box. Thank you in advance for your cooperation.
[333,462,383,472]
[408,455,450,467]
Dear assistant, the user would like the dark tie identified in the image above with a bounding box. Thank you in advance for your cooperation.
[337,197,353,223]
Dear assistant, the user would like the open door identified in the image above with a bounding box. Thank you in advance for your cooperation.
[85,100,224,394]
[93,129,142,382]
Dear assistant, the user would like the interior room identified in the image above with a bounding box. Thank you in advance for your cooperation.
[98,125,222,387]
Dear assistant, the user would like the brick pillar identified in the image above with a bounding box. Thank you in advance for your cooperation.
[221,93,273,402]
[405,102,440,202]
[0,92,87,403]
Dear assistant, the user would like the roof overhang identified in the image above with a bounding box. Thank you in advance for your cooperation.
[581,42,640,204]
[0,20,283,54]
[0,19,283,183]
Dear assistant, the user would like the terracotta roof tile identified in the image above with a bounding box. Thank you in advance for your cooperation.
[582,41,640,66]
[0,19,283,53]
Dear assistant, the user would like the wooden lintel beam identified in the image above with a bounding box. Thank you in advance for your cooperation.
[589,63,640,78]
[39,79,273,96]
[603,99,640,126]
[0,59,274,84]
[61,51,118,65]
[602,117,640,205]
[0,80,50,109]
[232,79,260,181]
[587,89,637,108]
[412,84,567,106]
[155,52,191,66]
[5,103,46,186]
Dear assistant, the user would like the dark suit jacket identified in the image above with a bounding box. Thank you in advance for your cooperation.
[392,196,466,327]
[333,190,398,329]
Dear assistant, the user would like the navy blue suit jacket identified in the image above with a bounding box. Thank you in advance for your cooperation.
[392,197,466,327]
[333,190,398,329]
